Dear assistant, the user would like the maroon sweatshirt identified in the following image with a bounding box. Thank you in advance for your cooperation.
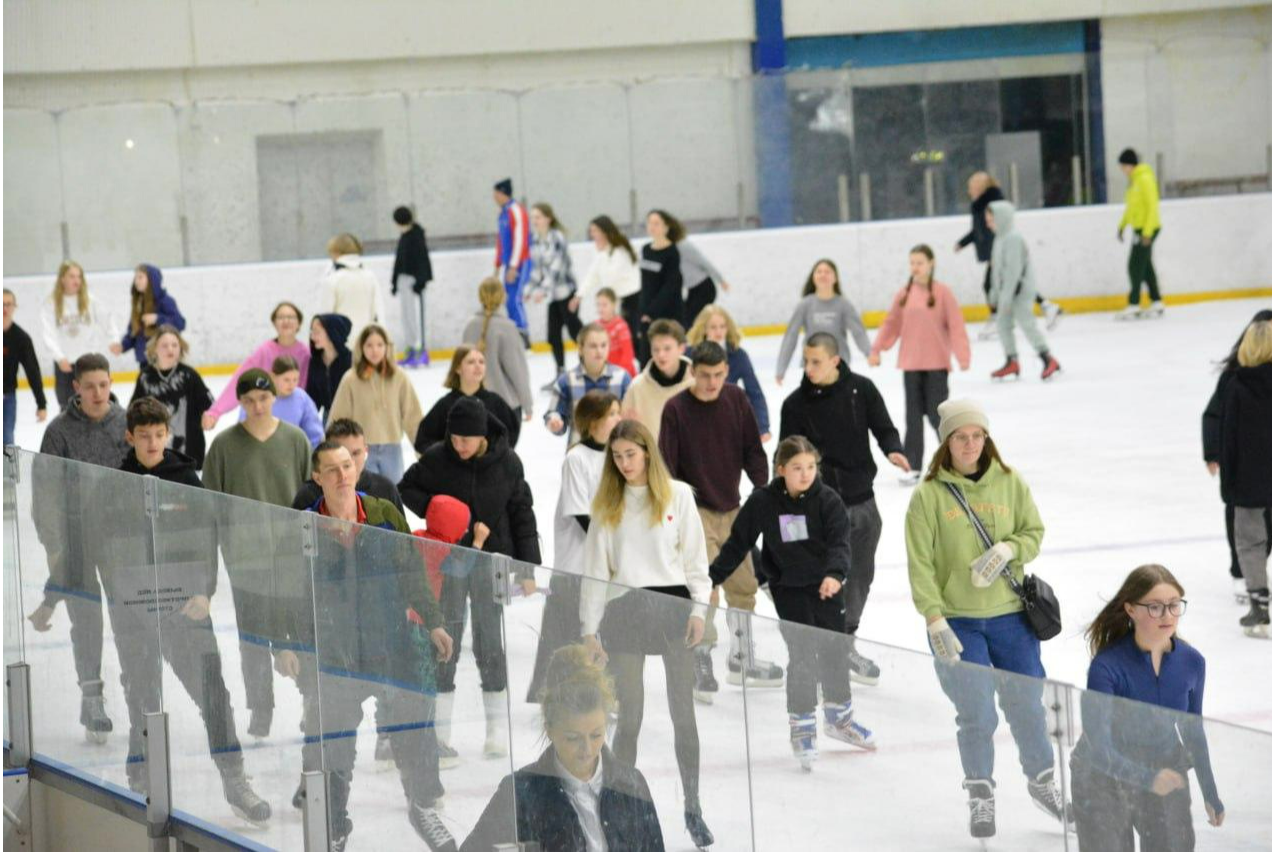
[659,384,768,513]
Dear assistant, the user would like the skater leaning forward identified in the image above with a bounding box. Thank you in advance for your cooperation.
[904,399,1071,840]
[985,201,1061,381]
[709,435,876,770]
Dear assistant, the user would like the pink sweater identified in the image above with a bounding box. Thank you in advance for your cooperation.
[871,280,971,372]
[207,339,312,418]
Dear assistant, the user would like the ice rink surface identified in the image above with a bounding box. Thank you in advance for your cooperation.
[9,296,1272,850]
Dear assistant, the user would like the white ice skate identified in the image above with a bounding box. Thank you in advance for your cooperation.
[977,322,999,341]
[1042,300,1064,329]
[789,713,818,772]
[823,702,877,751]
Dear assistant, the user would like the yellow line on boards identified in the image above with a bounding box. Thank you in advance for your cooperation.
[16,287,1272,391]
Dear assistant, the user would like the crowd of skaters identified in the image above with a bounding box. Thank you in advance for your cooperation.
[4,154,1269,852]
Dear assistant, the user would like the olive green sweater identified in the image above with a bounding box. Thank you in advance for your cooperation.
[905,460,1045,620]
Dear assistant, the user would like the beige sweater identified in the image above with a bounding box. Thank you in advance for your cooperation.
[621,357,693,444]
[327,367,423,447]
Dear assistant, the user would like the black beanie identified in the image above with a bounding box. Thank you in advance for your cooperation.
[447,396,488,437]
[494,178,513,196]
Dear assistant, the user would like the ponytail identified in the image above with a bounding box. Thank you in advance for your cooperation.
[476,277,505,352]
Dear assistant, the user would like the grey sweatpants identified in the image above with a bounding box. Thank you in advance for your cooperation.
[1235,506,1271,590]
[996,284,1049,359]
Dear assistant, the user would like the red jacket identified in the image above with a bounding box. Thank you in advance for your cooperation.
[412,495,472,599]
[602,315,637,377]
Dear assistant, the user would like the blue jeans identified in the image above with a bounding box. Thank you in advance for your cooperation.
[364,443,404,485]
[3,393,16,447]
[932,611,1054,784]
[501,263,532,332]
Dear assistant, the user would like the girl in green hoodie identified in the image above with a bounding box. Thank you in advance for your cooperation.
[905,399,1069,840]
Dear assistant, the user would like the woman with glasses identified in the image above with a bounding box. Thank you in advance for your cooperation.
[1070,564,1224,851]
[904,399,1068,841]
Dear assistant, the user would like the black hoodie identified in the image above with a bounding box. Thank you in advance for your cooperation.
[1220,362,1272,507]
[710,477,851,588]
[416,387,520,452]
[957,184,1004,262]
[779,362,902,506]
[392,222,434,294]
[399,414,540,580]
[119,446,204,489]
[307,313,353,419]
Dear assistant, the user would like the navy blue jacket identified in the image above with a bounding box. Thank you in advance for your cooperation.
[121,264,185,365]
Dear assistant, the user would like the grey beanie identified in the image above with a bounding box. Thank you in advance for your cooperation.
[937,399,989,443]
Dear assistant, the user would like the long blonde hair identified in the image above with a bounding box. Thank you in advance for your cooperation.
[1237,320,1272,367]
[686,304,741,350]
[53,261,89,323]
[592,419,675,529]
[476,277,505,351]
[354,323,396,379]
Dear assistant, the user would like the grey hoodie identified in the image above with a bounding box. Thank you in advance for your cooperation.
[38,395,128,467]
[988,200,1036,305]
[461,308,534,414]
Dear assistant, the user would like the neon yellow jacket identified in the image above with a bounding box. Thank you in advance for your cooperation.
[1118,163,1161,238]
[905,460,1045,620]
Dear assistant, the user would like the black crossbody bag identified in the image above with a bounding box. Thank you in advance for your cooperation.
[943,482,1062,641]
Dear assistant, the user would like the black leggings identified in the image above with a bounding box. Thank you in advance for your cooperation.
[437,567,506,694]
[1128,231,1161,305]
[547,297,583,371]
[684,278,716,330]
[903,370,949,472]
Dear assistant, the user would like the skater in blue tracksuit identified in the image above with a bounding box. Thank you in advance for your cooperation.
[493,178,532,336]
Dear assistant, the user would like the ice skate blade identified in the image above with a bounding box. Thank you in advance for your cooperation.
[848,670,880,687]
[85,729,108,745]
[1243,625,1269,639]
[991,375,1020,382]
[693,690,715,705]
[725,672,783,688]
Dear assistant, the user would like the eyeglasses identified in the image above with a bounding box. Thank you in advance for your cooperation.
[1131,600,1187,618]
[951,431,988,445]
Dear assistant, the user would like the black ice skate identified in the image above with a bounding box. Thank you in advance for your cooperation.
[221,769,272,826]
[1240,588,1269,638]
[685,809,715,850]
[409,799,457,851]
[80,681,113,744]
[846,636,881,686]
[963,778,996,839]
[1027,767,1075,829]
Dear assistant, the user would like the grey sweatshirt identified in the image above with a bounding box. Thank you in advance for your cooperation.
[462,309,534,414]
[987,200,1037,305]
[776,294,871,380]
[678,240,726,294]
[38,396,128,468]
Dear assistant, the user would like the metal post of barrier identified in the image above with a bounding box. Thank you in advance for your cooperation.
[1009,162,1021,206]
[858,172,872,221]
[1072,156,1084,205]
[837,173,850,222]
[491,554,513,607]
[736,181,746,229]
[923,167,936,217]
[143,711,171,850]
[1045,681,1076,852]
[301,770,330,852]
[5,664,32,768]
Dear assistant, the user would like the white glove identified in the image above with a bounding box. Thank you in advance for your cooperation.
[969,542,1014,588]
[928,617,963,662]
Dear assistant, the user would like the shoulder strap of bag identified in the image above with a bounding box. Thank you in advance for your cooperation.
[942,481,1029,602]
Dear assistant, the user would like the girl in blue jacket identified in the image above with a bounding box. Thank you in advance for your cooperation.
[111,263,185,366]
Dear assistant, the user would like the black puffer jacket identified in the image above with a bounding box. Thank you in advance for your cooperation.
[461,746,664,852]
[307,313,353,420]
[779,362,902,506]
[958,184,1004,262]
[400,414,540,580]
[710,477,851,588]
[1220,362,1272,507]
[416,387,520,452]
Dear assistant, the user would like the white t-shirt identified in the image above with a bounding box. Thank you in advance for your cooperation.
[552,442,606,578]
[580,479,710,635]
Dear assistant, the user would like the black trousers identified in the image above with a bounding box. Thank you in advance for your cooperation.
[526,572,582,702]
[112,609,242,774]
[53,362,75,409]
[300,667,443,827]
[840,497,882,637]
[771,585,852,715]
[547,297,583,371]
[684,278,716,330]
[903,370,949,472]
[437,567,506,694]
[1128,231,1161,305]
[223,563,278,715]
[1071,756,1195,852]
[1224,503,1272,579]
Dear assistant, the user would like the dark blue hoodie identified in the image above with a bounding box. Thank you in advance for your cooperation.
[307,312,353,421]
[121,263,185,365]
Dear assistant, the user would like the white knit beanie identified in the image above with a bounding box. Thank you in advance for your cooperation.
[937,399,989,443]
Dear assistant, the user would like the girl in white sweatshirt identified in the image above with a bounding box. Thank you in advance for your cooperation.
[580,418,714,849]
[40,261,120,409]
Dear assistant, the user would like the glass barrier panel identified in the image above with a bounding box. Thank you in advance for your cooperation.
[19,451,163,798]
[154,480,312,849]
[745,610,1072,850]
[504,560,753,851]
[4,449,27,749]
[1066,676,1272,851]
[307,511,513,851]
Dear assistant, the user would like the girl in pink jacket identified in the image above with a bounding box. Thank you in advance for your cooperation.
[868,245,971,483]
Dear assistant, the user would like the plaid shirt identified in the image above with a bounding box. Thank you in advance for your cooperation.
[545,363,632,441]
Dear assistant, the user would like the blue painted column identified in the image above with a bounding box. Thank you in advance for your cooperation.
[752,0,794,226]
[1083,20,1108,204]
